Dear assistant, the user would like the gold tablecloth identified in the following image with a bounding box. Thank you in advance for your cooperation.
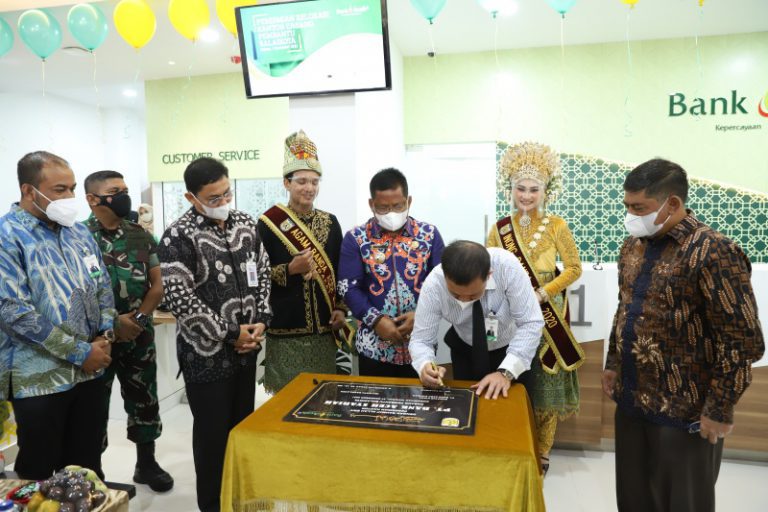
[0,478,129,512]
[221,373,545,512]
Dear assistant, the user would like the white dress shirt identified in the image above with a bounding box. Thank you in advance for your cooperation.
[409,248,544,378]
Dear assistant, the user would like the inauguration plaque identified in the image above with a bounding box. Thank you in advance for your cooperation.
[284,380,477,435]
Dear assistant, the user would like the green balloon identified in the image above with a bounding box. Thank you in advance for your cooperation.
[67,4,108,52]
[410,0,447,23]
[0,17,13,58]
[18,9,62,60]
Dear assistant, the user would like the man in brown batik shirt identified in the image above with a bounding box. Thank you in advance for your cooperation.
[601,158,764,512]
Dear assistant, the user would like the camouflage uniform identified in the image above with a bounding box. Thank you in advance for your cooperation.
[85,216,162,448]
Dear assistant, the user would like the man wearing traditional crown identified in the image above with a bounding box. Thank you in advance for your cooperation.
[258,130,350,393]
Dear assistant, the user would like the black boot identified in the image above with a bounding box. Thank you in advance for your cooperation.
[134,441,174,492]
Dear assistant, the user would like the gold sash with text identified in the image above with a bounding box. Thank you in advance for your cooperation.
[260,205,355,350]
[494,216,585,374]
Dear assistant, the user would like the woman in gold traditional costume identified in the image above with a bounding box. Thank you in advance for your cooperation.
[488,142,582,475]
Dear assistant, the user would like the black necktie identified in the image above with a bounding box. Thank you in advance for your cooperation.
[472,300,490,380]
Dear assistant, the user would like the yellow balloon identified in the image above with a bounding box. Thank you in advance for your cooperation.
[113,0,156,50]
[169,0,211,41]
[216,0,256,37]
[621,0,639,7]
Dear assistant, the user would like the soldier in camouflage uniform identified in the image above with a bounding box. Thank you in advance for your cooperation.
[84,171,173,492]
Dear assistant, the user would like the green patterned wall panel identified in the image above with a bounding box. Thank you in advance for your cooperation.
[495,143,768,263]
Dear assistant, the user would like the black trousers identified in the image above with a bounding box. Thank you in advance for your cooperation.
[444,327,533,402]
[12,376,106,481]
[185,365,256,512]
[615,407,723,512]
[358,355,418,379]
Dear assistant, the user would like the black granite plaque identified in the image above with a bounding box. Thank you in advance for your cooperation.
[284,380,477,435]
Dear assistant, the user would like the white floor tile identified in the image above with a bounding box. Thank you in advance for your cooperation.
[25,382,768,511]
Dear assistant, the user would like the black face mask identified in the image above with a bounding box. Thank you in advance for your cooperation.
[96,191,132,218]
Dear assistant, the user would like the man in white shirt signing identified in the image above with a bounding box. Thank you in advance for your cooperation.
[409,240,544,399]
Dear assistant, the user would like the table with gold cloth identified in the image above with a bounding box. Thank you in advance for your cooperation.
[221,373,545,512]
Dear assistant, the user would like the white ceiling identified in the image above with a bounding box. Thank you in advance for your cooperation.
[0,0,766,109]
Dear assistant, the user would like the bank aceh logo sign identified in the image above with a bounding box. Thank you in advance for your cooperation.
[668,90,766,132]
[759,90,768,118]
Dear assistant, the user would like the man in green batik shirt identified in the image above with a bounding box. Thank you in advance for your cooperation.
[83,170,173,492]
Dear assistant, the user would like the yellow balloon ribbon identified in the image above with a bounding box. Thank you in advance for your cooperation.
[169,0,211,42]
[216,0,256,37]
[113,0,156,50]
[621,0,639,8]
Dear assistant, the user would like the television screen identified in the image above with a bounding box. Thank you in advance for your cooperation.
[236,0,391,99]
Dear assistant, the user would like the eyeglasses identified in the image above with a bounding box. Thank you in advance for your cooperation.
[373,202,408,215]
[199,190,233,207]
[288,177,321,187]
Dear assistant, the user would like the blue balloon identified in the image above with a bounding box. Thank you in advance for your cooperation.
[410,0,447,24]
[67,4,108,51]
[0,17,13,58]
[18,9,62,60]
[547,0,577,16]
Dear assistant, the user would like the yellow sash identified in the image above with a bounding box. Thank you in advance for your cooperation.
[260,205,355,350]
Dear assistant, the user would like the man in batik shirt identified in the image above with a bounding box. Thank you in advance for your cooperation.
[338,168,444,377]
[602,158,764,512]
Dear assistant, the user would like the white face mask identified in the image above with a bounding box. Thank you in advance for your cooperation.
[194,195,230,221]
[33,187,79,227]
[139,212,153,223]
[375,210,408,232]
[624,199,669,238]
[454,298,475,311]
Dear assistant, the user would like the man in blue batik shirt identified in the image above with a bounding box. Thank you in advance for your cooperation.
[0,151,115,480]
[338,168,444,378]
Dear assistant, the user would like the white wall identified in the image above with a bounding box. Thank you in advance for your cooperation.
[0,92,147,219]
[286,41,406,233]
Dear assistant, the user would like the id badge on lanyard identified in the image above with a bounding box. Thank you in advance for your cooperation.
[246,251,259,287]
[485,311,499,343]
[84,253,102,278]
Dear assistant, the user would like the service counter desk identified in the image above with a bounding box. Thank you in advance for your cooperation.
[221,373,545,512]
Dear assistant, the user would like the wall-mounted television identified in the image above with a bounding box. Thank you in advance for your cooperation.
[236,0,391,99]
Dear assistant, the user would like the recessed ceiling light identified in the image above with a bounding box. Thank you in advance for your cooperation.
[123,89,137,98]
[198,28,220,43]
[168,60,176,66]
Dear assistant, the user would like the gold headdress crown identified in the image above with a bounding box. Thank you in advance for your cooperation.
[283,130,322,176]
[499,142,562,203]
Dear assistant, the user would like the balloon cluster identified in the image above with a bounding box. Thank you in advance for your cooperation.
[408,0,706,22]
[0,0,261,60]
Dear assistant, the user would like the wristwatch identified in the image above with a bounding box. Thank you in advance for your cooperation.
[102,329,116,343]
[498,368,515,382]
[133,312,150,329]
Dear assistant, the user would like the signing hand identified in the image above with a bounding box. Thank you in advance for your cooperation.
[419,362,446,389]
[699,415,733,445]
[601,369,617,399]
[470,371,511,400]
[374,316,405,344]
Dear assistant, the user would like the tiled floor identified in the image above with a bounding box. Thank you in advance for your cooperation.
[35,388,768,511]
